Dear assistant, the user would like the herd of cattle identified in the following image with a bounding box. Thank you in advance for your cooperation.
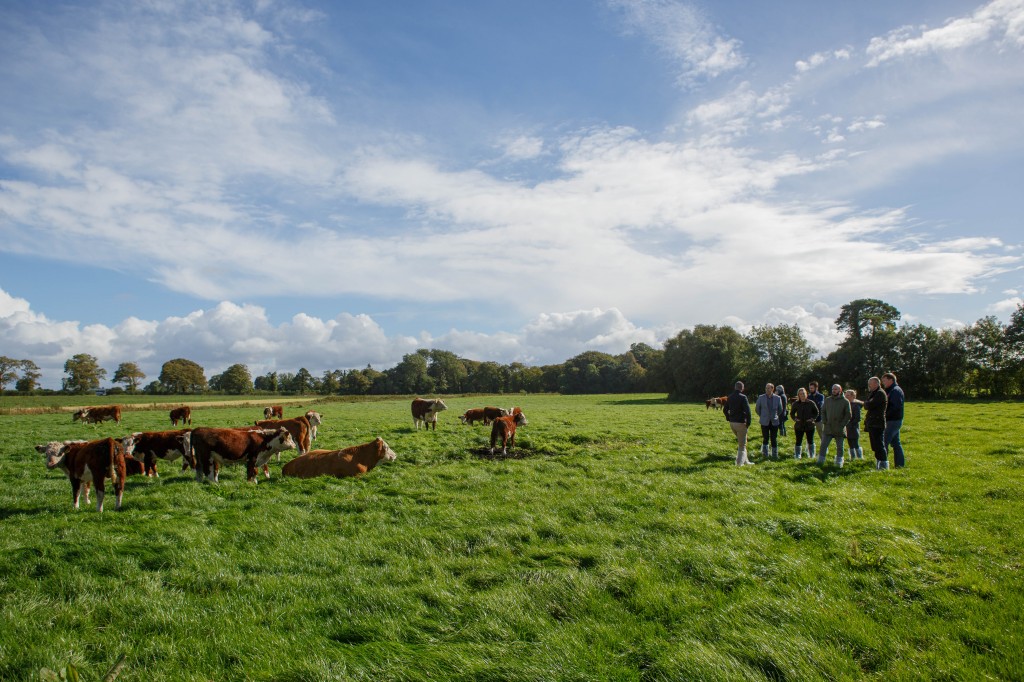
[36,398,528,512]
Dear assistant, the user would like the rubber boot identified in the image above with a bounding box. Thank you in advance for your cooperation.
[859,447,865,459]
[809,443,816,459]
[817,441,827,466]
[835,448,844,468]
[794,444,802,460]
[761,444,768,459]
[771,447,778,460]
[880,460,890,470]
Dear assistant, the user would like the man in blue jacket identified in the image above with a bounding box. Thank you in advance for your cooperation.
[882,372,906,468]
[723,381,752,466]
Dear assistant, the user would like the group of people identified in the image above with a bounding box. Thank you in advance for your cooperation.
[723,373,905,470]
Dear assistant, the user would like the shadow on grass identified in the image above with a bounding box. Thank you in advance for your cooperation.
[781,461,869,483]
[472,445,544,460]
[599,397,672,406]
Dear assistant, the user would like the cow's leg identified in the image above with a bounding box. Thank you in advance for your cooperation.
[71,479,82,509]
[247,458,259,484]
[263,464,271,479]
[94,478,105,512]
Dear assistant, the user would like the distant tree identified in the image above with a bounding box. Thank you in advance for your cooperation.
[112,362,146,394]
[16,360,41,393]
[0,356,19,391]
[468,361,504,393]
[428,350,469,393]
[745,324,815,389]
[159,358,207,394]
[663,325,749,400]
[63,354,106,394]
[212,364,253,394]
[254,371,279,392]
[289,368,315,394]
[319,370,342,395]
[1006,303,1024,392]
[833,299,901,386]
[390,352,434,394]
[143,380,166,395]
[344,367,374,395]
[962,316,1013,397]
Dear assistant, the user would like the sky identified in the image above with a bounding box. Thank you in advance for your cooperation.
[1,0,1023,389]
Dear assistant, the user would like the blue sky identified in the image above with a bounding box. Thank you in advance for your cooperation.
[1,0,1022,388]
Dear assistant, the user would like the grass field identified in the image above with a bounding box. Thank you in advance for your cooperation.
[1,395,1022,681]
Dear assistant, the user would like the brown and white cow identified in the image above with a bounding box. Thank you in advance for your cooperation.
[254,415,312,456]
[489,410,528,455]
[72,405,122,425]
[190,427,296,483]
[412,398,447,430]
[263,405,284,419]
[304,411,322,442]
[125,429,193,477]
[170,406,192,426]
[282,437,397,479]
[35,436,136,511]
[459,408,486,425]
[482,406,510,424]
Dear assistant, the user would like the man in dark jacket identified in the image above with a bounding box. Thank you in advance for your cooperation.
[723,381,752,466]
[864,376,888,470]
[807,381,826,448]
[882,372,906,468]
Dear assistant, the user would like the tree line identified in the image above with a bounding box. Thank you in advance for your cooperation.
[3,299,1023,400]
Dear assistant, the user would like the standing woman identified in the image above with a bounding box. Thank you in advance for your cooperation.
[776,384,789,437]
[790,388,818,459]
[755,383,784,459]
[845,389,864,460]
[864,376,888,470]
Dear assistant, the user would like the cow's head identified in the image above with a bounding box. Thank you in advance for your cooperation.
[376,437,398,463]
[120,435,137,457]
[36,441,71,469]
[264,428,296,452]
[72,409,89,422]
[305,410,322,425]
[433,399,448,412]
[513,411,528,426]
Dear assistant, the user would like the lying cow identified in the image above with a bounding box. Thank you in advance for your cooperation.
[36,436,136,511]
[254,415,312,455]
[190,427,296,483]
[170,406,192,426]
[460,408,486,425]
[412,398,447,430]
[282,438,397,479]
[304,411,322,442]
[73,405,122,425]
[263,405,284,419]
[125,429,193,477]
[489,410,528,456]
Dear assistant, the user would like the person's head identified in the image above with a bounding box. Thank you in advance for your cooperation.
[797,387,807,400]
[734,381,744,392]
[808,381,818,393]
[764,383,775,395]
[831,383,842,396]
[776,384,785,394]
[844,389,857,400]
[868,376,880,391]
[882,372,897,388]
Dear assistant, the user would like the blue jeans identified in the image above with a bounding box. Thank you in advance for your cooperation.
[884,420,904,467]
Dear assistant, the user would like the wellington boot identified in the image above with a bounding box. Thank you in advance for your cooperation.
[794,445,802,460]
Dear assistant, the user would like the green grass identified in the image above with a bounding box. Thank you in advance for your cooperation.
[1,396,1022,681]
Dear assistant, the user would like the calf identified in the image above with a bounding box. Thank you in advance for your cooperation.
[263,405,284,419]
[190,427,296,483]
[35,436,135,511]
[460,408,486,425]
[489,411,528,456]
[411,398,447,430]
[125,429,193,477]
[72,405,122,425]
[282,438,397,479]
[254,415,312,455]
[170,406,192,426]
[304,411,323,442]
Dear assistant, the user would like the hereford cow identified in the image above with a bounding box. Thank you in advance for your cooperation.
[170,406,192,426]
[190,427,295,483]
[482,406,510,424]
[460,408,486,425]
[304,411,322,442]
[254,415,312,455]
[35,436,136,511]
[72,405,122,425]
[263,405,284,419]
[125,429,193,477]
[282,437,397,479]
[489,410,528,456]
[412,398,447,430]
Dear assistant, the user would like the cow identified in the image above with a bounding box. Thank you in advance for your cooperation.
[254,415,312,456]
[170,406,192,426]
[263,405,284,419]
[35,436,135,511]
[489,410,528,456]
[125,429,193,477]
[282,438,397,479]
[482,406,510,424]
[72,405,122,425]
[304,411,323,442]
[412,398,447,430]
[459,408,486,425]
[190,427,296,483]
[705,396,728,410]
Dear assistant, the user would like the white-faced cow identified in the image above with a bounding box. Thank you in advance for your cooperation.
[125,429,193,477]
[36,436,136,511]
[412,398,447,430]
[263,405,284,419]
[190,427,296,483]
[253,415,312,456]
[304,411,323,442]
[282,438,397,479]
[170,406,192,426]
[489,410,528,456]
[73,405,122,425]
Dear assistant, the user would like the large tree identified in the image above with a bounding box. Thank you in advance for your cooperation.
[159,358,207,394]
[63,354,106,394]
[663,325,749,400]
[112,361,146,394]
[962,316,1013,397]
[212,363,253,394]
[0,356,21,391]
[15,360,41,393]
[744,323,815,390]
[831,299,902,388]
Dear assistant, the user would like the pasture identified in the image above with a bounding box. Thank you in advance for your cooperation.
[0,395,1022,681]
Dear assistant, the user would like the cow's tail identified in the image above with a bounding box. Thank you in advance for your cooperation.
[108,438,118,484]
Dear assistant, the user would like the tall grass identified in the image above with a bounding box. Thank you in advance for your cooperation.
[0,396,1021,680]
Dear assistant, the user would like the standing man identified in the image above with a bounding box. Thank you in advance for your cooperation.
[864,376,888,470]
[724,381,752,466]
[882,372,906,468]
[819,384,852,468]
[755,383,784,460]
[807,381,825,458]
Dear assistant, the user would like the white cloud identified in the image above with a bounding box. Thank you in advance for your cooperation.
[498,135,545,161]
[987,296,1023,316]
[795,48,853,73]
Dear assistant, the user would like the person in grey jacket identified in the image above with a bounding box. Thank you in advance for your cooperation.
[755,383,784,459]
[819,383,852,467]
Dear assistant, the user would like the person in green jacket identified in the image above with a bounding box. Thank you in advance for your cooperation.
[819,383,852,467]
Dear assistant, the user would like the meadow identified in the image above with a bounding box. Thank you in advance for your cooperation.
[0,395,1021,681]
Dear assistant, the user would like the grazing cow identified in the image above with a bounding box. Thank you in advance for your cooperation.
[482,406,510,424]
[190,427,296,483]
[35,436,135,511]
[282,438,397,479]
[411,398,447,430]
[304,411,323,442]
[264,405,284,419]
[460,408,486,425]
[125,429,193,477]
[124,454,146,477]
[254,415,312,455]
[489,411,528,456]
[170,406,192,426]
[72,405,122,425]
